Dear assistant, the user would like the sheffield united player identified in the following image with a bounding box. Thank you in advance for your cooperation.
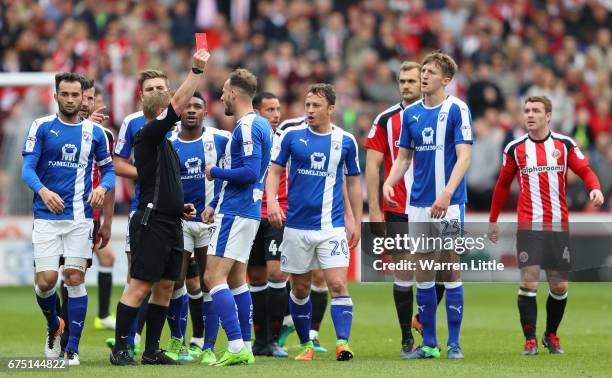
[488,96,603,355]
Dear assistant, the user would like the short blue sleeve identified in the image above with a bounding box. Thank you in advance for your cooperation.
[271,129,291,167]
[22,120,45,157]
[114,118,135,158]
[452,103,473,145]
[344,134,360,176]
[398,109,412,149]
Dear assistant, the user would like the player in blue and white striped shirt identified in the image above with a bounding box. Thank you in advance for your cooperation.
[22,72,115,365]
[384,52,473,360]
[267,84,363,361]
[166,92,230,364]
[200,69,273,366]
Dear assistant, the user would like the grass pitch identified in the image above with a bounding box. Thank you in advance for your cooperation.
[1,283,610,377]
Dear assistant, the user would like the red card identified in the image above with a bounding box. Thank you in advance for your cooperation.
[195,33,208,51]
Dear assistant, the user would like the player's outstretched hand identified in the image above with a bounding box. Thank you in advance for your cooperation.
[183,203,197,220]
[39,187,64,214]
[267,201,285,229]
[98,222,111,249]
[201,206,215,224]
[193,49,210,70]
[88,186,106,209]
[89,106,109,124]
[431,191,451,219]
[205,164,214,181]
[590,189,604,207]
[382,182,398,208]
[487,222,500,244]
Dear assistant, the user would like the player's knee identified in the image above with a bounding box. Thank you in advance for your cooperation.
[100,252,115,267]
[291,281,311,298]
[35,278,56,292]
[247,266,267,285]
[173,279,185,291]
[186,277,200,293]
[267,266,287,282]
[520,281,539,290]
[63,269,85,286]
[326,278,347,297]
[549,281,568,296]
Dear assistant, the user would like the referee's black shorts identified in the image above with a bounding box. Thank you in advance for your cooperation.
[129,210,184,282]
[248,219,284,267]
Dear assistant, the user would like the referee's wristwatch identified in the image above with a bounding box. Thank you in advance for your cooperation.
[191,67,204,75]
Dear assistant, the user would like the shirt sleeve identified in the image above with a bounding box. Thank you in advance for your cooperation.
[452,103,473,145]
[489,150,518,222]
[567,141,601,192]
[271,128,291,167]
[344,134,361,176]
[364,116,388,153]
[114,117,134,157]
[22,120,44,157]
[138,104,181,145]
[398,109,412,150]
[94,126,115,192]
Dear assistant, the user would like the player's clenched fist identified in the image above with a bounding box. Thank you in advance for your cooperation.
[590,189,604,207]
[87,186,106,209]
[192,49,210,70]
[38,187,64,214]
[201,206,215,224]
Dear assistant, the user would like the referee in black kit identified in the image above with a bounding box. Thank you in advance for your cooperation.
[110,48,210,366]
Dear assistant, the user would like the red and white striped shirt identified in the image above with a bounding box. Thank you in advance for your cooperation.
[365,103,413,214]
[489,131,600,226]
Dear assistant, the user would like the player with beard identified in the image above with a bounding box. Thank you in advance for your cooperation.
[22,72,115,365]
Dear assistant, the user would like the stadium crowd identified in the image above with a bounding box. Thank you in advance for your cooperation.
[0,0,610,213]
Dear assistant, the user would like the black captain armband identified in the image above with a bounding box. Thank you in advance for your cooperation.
[191,67,204,75]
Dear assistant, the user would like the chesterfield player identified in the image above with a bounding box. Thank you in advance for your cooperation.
[488,96,604,355]
[201,68,273,366]
[167,92,230,364]
[248,92,289,357]
[267,83,363,362]
[22,72,115,365]
[384,52,473,360]
[365,61,431,357]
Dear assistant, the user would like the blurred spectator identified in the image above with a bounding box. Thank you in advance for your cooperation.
[0,0,609,215]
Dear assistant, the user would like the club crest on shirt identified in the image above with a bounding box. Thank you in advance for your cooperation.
[422,127,434,145]
[438,112,447,122]
[332,141,341,150]
[204,141,214,151]
[551,149,560,159]
[83,131,92,142]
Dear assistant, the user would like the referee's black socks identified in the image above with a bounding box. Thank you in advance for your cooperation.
[114,302,139,351]
[144,303,168,354]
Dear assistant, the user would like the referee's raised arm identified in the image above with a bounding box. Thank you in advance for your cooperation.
[138,49,210,143]
[170,49,210,115]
